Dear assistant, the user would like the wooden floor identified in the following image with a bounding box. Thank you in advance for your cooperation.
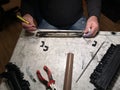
[100,14,120,31]
[0,22,21,73]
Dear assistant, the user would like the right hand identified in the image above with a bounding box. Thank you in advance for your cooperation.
[22,14,37,32]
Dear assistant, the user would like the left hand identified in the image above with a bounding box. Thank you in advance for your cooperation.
[83,16,99,38]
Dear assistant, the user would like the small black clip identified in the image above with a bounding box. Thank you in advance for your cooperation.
[92,40,97,47]
[40,41,49,51]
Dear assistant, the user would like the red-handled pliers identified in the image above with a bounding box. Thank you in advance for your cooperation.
[36,66,56,90]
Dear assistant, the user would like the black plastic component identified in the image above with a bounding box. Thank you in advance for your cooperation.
[90,44,120,90]
[0,62,30,90]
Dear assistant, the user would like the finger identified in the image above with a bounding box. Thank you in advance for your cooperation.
[22,22,37,30]
[84,23,99,38]
[83,28,93,38]
[84,27,90,34]
[90,26,99,37]
[24,26,37,31]
[22,22,36,28]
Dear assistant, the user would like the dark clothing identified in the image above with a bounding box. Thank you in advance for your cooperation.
[21,0,101,27]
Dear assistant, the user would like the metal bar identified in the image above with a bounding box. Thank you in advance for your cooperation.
[37,29,83,33]
[63,53,74,90]
[35,30,84,37]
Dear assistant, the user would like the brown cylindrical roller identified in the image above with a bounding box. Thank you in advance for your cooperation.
[63,53,74,90]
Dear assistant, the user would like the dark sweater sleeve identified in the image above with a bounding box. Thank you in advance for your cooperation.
[21,0,35,16]
[20,0,42,24]
[86,0,101,18]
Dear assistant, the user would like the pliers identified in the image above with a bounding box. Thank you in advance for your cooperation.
[36,65,56,90]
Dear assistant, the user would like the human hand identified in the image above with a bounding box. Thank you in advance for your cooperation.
[22,14,37,32]
[83,16,99,38]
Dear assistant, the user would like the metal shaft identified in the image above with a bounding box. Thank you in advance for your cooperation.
[63,53,74,90]
[76,41,105,83]
[37,29,83,33]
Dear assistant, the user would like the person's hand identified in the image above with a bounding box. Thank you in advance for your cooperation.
[83,16,99,38]
[22,14,37,32]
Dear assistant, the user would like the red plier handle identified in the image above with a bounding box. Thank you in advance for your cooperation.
[36,66,55,88]
[36,70,48,85]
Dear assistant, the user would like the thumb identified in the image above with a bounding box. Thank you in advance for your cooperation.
[83,27,93,38]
